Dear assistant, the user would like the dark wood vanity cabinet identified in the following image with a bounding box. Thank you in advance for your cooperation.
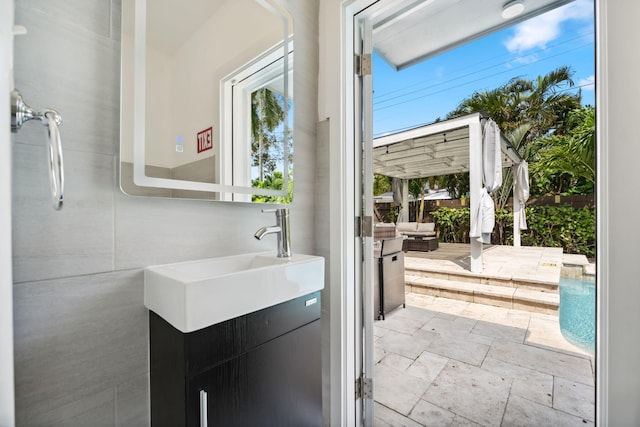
[149,292,322,427]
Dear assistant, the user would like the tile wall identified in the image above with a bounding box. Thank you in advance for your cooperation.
[11,0,320,425]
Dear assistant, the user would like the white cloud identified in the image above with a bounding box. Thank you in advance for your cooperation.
[578,75,595,90]
[504,0,593,53]
[511,53,539,65]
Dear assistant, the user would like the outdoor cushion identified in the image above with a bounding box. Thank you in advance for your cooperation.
[416,222,435,232]
[396,222,417,233]
[397,222,436,238]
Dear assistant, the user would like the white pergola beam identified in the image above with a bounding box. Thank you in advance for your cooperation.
[468,120,483,273]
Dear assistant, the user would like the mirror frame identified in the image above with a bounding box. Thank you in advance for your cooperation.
[125,0,293,199]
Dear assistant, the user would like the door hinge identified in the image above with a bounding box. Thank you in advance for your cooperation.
[356,375,373,399]
[355,216,373,238]
[355,53,372,76]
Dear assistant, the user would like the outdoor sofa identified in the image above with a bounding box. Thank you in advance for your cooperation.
[374,222,439,252]
[396,222,436,239]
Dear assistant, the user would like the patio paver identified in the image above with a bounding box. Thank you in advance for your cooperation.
[374,292,595,426]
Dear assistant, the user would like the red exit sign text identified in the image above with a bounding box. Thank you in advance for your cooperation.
[197,127,213,153]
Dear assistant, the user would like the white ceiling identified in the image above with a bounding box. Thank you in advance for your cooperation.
[125,0,278,53]
[370,0,575,70]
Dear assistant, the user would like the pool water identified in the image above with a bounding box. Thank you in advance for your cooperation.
[559,277,595,354]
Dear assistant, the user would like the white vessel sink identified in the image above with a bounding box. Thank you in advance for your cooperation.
[144,252,325,333]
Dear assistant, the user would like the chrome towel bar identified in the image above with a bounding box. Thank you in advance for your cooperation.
[11,89,64,210]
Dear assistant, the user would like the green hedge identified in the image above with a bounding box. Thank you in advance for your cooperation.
[430,206,595,257]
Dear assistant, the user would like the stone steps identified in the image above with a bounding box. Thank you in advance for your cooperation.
[405,274,559,315]
[404,265,559,293]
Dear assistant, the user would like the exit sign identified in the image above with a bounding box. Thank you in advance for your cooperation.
[197,127,213,153]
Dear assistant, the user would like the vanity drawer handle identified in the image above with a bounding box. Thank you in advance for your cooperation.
[199,389,208,427]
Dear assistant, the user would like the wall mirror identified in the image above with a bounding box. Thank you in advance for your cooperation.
[120,0,293,203]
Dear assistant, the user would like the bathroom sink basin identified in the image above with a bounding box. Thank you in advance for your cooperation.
[144,252,324,333]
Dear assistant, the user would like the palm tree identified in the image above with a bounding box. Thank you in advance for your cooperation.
[251,88,285,181]
[408,178,430,222]
[444,66,582,207]
[494,123,532,210]
[449,66,579,136]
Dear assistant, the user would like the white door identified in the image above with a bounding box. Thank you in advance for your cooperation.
[0,1,16,425]
[353,12,375,427]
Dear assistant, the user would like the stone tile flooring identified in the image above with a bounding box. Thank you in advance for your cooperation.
[373,292,595,426]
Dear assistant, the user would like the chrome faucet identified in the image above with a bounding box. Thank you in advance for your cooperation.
[254,208,291,258]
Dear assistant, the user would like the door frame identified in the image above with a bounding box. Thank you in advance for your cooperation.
[352,14,375,426]
[339,0,607,424]
[0,0,16,424]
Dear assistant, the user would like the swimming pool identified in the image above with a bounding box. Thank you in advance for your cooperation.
[559,276,595,354]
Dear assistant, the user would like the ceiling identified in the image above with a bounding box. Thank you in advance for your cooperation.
[373,114,521,180]
[369,0,575,70]
[123,0,279,54]
[146,0,230,52]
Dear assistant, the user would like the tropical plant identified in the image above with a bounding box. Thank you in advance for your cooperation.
[440,66,583,203]
[530,106,595,194]
[430,205,595,256]
[448,66,581,140]
[251,88,286,181]
[493,123,532,210]
[438,173,470,200]
[430,207,470,243]
[373,173,392,196]
[251,171,293,204]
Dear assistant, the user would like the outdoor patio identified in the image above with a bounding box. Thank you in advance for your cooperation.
[373,292,595,426]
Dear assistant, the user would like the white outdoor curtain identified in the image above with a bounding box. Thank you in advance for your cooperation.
[470,119,503,244]
[482,119,503,192]
[392,177,409,222]
[514,160,530,229]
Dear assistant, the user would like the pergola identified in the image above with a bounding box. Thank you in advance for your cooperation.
[373,112,526,273]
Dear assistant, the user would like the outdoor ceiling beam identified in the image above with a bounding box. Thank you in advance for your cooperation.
[373,113,480,148]
[434,147,469,157]
[434,138,468,150]
[374,160,469,178]
[379,153,469,169]
[377,146,470,167]
[375,167,467,179]
[373,146,436,161]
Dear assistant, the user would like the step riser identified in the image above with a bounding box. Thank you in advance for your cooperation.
[405,268,558,293]
[405,282,558,315]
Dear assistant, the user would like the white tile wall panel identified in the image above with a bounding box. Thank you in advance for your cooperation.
[12,145,115,283]
[14,3,120,156]
[13,270,146,425]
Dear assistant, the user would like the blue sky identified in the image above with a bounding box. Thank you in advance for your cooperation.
[373,0,595,137]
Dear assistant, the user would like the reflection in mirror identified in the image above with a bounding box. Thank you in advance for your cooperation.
[222,38,293,203]
[120,0,293,202]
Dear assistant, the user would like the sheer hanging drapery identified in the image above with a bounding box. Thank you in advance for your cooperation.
[392,177,409,222]
[471,119,503,243]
